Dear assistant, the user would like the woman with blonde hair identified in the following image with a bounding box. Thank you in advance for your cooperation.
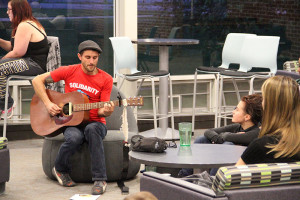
[236,76,300,165]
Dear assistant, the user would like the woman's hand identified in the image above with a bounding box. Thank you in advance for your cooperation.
[235,158,246,166]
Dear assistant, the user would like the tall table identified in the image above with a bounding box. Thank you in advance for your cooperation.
[134,38,199,140]
[129,144,246,169]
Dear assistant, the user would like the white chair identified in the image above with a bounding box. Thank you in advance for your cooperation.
[218,35,280,126]
[192,33,256,131]
[2,36,61,138]
[109,37,175,138]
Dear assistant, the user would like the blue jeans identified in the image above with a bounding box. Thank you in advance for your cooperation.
[179,136,234,177]
[55,121,107,181]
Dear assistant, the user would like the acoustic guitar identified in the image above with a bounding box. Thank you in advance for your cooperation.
[30,89,144,137]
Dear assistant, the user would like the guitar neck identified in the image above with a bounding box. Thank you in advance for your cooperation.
[73,100,120,112]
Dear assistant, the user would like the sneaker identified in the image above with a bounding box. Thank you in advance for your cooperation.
[52,167,76,187]
[1,101,16,119]
[92,181,107,195]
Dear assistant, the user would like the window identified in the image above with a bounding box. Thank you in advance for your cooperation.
[138,0,298,75]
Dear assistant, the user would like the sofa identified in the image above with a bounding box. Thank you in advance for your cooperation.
[276,60,300,80]
[140,162,300,200]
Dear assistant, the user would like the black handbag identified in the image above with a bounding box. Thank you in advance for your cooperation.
[131,135,168,153]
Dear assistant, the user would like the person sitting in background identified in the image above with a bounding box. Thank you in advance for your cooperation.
[0,0,49,118]
[196,93,262,146]
[236,75,300,165]
[178,93,262,177]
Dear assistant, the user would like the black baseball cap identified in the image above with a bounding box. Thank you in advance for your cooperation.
[78,40,102,54]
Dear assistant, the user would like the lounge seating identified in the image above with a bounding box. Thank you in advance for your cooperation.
[0,137,9,195]
[42,85,140,182]
[141,162,300,200]
[276,60,300,80]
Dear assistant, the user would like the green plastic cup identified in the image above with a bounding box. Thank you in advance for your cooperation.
[179,122,192,146]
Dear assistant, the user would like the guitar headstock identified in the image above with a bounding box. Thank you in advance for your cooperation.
[126,96,144,106]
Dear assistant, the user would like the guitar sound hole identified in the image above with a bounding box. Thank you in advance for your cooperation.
[62,103,71,116]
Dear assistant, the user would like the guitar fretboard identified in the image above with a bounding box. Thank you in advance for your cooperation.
[73,100,120,111]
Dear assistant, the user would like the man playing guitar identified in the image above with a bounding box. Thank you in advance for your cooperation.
[32,40,114,195]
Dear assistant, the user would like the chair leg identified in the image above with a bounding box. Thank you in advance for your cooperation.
[136,79,145,97]
[3,76,12,138]
[150,78,158,137]
[168,75,175,139]
[214,74,220,128]
[222,91,227,126]
[117,77,126,91]
[217,75,224,127]
[232,78,241,102]
[192,70,198,132]
[249,77,255,95]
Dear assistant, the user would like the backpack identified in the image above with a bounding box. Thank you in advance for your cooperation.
[131,135,168,153]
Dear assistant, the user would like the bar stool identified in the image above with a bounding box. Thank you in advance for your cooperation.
[192,33,256,131]
[218,35,280,126]
[109,37,175,138]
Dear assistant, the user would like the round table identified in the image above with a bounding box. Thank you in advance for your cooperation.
[133,38,199,140]
[129,144,246,169]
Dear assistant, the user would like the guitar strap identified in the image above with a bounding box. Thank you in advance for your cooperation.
[117,92,130,194]
[120,97,129,143]
[117,144,130,194]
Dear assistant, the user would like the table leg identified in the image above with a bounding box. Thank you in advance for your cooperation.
[158,46,169,134]
[139,45,179,140]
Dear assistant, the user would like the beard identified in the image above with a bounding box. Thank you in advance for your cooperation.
[83,64,96,72]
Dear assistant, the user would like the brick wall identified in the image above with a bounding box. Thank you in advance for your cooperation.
[138,0,300,61]
[227,0,300,59]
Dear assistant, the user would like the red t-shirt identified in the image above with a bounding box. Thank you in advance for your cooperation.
[50,64,113,124]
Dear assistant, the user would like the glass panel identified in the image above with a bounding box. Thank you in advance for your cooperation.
[0,0,114,76]
[21,87,35,116]
[182,94,207,108]
[21,87,35,100]
[138,0,298,75]
[22,101,31,117]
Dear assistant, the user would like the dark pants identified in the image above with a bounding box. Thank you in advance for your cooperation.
[194,135,234,145]
[55,121,108,181]
[0,57,45,110]
[179,136,234,177]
